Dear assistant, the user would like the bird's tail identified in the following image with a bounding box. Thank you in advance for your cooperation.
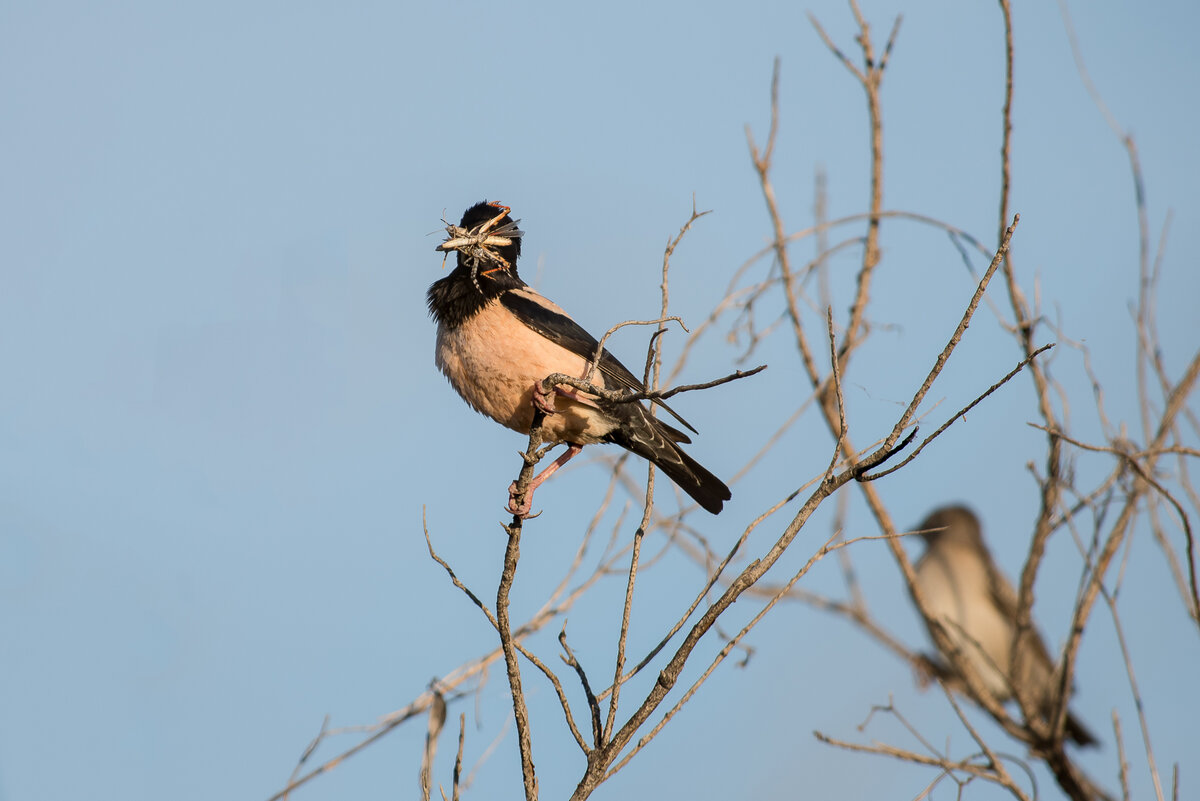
[655,443,732,515]
[605,407,731,514]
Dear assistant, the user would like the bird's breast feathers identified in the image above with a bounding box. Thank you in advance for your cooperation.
[915,546,1014,698]
[435,293,617,444]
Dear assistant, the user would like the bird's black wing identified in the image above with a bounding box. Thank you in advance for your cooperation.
[499,289,698,437]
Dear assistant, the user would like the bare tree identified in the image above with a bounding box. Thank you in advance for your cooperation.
[267,3,1195,800]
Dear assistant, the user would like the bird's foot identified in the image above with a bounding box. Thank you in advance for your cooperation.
[531,382,558,416]
[506,481,541,519]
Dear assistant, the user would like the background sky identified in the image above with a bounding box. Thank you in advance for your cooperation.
[2,1,1197,800]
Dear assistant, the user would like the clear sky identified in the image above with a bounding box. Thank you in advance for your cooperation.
[2,1,1197,800]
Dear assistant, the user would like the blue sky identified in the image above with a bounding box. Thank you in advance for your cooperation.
[2,1,1197,799]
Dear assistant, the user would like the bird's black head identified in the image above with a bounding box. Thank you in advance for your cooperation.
[436,200,523,273]
[458,200,519,236]
[428,201,526,328]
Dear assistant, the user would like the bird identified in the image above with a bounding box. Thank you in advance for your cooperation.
[912,505,1097,746]
[427,200,731,516]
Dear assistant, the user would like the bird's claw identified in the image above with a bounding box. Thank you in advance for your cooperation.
[507,481,541,519]
[531,382,558,416]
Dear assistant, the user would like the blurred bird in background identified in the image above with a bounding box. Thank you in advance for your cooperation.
[912,505,1097,746]
[427,200,731,516]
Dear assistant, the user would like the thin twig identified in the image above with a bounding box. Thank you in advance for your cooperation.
[420,688,447,801]
[560,626,603,749]
[583,316,689,385]
[1102,588,1165,801]
[862,342,1053,480]
[884,215,1019,451]
[539,366,765,410]
[452,713,465,801]
[425,511,499,631]
[606,527,859,778]
[825,307,848,480]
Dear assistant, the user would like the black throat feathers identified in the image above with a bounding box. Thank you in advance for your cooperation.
[427,260,526,329]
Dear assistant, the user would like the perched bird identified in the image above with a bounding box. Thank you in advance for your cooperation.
[913,505,1097,746]
[427,200,731,516]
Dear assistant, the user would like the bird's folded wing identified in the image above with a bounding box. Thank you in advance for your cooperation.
[499,287,698,437]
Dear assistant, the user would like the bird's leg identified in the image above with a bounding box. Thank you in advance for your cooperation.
[508,444,583,517]
[552,383,601,408]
